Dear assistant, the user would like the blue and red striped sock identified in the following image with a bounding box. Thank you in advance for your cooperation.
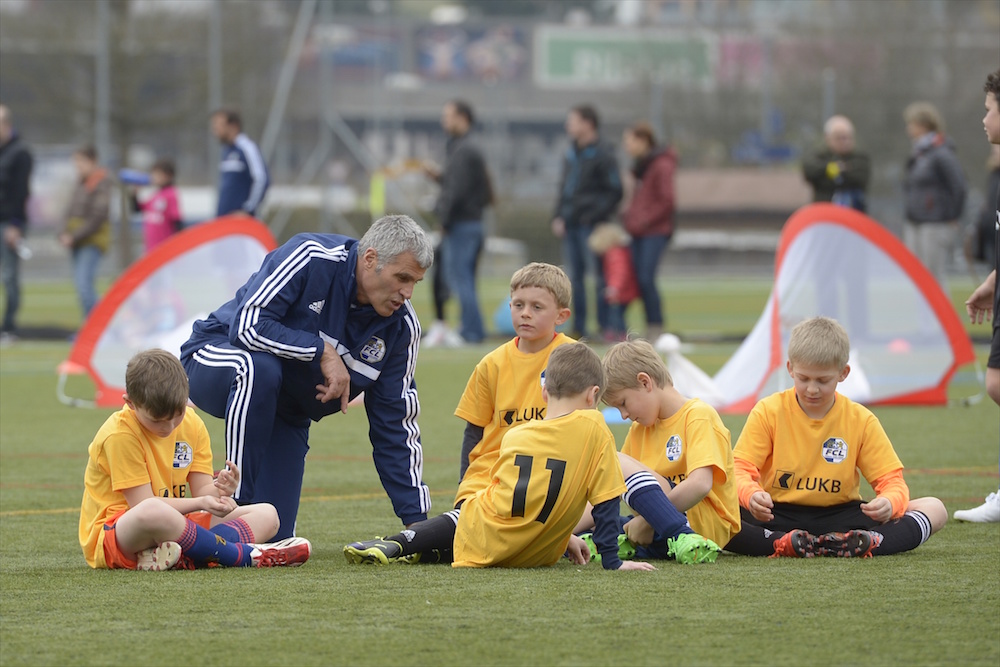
[210,517,255,545]
[177,519,253,567]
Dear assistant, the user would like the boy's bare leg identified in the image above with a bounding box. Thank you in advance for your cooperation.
[112,498,188,556]
[907,497,947,534]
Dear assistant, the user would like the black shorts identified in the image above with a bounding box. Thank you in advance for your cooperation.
[989,323,1000,370]
[740,501,880,535]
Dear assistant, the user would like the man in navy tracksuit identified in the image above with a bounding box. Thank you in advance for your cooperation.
[211,108,270,217]
[181,215,434,539]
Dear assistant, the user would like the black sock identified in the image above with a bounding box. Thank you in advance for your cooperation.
[386,510,460,556]
[868,511,931,556]
[723,525,787,556]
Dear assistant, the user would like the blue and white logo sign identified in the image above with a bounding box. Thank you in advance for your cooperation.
[173,441,193,469]
[665,435,682,462]
[821,437,848,464]
[360,337,386,363]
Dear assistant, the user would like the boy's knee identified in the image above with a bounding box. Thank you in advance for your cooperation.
[909,497,947,533]
[131,497,184,530]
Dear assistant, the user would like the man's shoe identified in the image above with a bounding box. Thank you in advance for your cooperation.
[579,532,636,564]
[343,538,403,565]
[954,491,1000,523]
[667,532,721,564]
[770,529,814,558]
[813,530,874,558]
[422,322,449,348]
[136,541,182,571]
[251,537,312,567]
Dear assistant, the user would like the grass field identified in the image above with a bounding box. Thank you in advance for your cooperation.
[1,275,998,667]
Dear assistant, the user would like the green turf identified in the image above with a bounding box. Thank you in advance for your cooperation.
[1,277,997,667]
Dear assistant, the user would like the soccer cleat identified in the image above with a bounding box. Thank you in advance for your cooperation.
[667,532,721,564]
[813,530,874,558]
[770,529,814,558]
[136,541,182,571]
[343,538,403,565]
[953,491,1000,523]
[578,532,637,564]
[251,537,312,567]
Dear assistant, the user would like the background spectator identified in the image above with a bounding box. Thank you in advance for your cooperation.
[0,104,33,344]
[622,121,677,343]
[802,114,871,212]
[211,108,269,218]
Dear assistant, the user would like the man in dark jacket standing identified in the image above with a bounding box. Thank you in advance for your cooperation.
[802,115,871,212]
[551,105,623,338]
[424,100,491,344]
[0,105,33,343]
[211,108,270,218]
[902,102,967,289]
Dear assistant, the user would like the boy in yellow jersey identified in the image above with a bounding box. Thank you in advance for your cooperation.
[345,262,579,564]
[725,316,947,557]
[574,339,737,560]
[452,344,655,569]
[79,349,311,570]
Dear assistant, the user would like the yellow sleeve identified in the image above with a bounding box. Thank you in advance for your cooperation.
[103,431,152,492]
[454,358,495,428]
[683,415,730,486]
[587,430,627,507]
[856,412,904,484]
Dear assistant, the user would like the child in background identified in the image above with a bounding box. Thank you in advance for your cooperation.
[79,348,310,571]
[575,339,737,560]
[588,222,639,343]
[131,158,182,253]
[725,316,947,558]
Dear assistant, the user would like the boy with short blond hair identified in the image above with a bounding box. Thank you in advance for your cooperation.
[575,339,734,562]
[725,316,947,557]
[79,349,310,570]
[345,262,577,564]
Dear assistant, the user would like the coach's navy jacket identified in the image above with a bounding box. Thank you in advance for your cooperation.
[183,233,430,525]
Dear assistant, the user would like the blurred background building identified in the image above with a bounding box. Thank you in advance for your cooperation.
[1,0,998,269]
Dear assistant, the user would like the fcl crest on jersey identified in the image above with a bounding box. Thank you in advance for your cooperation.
[360,336,386,363]
[173,441,193,469]
[822,437,848,464]
[664,435,682,462]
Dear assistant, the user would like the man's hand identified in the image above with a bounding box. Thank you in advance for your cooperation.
[748,491,775,522]
[316,341,350,413]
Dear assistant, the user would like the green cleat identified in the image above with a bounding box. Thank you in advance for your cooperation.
[579,532,637,564]
[343,538,403,565]
[667,532,721,564]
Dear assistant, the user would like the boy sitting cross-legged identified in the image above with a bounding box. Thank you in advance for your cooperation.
[724,316,947,558]
[79,349,311,571]
[574,339,736,563]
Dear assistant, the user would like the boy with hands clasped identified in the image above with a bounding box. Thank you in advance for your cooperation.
[724,316,947,558]
[79,349,311,571]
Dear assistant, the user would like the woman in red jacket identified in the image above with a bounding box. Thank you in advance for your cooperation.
[622,122,677,342]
